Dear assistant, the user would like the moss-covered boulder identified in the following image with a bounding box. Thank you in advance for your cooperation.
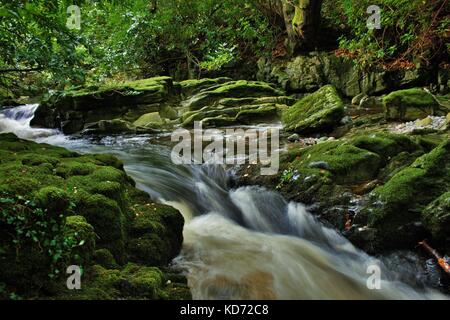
[282,85,345,134]
[383,88,444,121]
[0,133,185,299]
[132,112,172,130]
[218,96,296,108]
[54,263,191,300]
[182,103,285,127]
[363,140,450,248]
[182,80,284,111]
[179,77,232,95]
[422,192,450,247]
[64,215,96,266]
[127,200,184,266]
[31,77,177,134]
[93,249,119,270]
[82,119,160,135]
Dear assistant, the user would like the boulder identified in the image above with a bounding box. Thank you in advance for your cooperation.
[383,88,442,121]
[257,52,428,97]
[352,93,367,106]
[282,85,345,134]
[422,192,450,247]
[182,80,284,111]
[182,103,285,127]
[0,133,185,298]
[31,77,175,134]
[133,112,169,130]
[364,140,450,247]
[359,96,383,110]
[82,119,159,135]
[179,77,232,95]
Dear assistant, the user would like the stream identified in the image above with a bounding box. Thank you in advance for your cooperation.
[0,104,447,300]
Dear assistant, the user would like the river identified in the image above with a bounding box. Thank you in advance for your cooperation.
[0,104,446,300]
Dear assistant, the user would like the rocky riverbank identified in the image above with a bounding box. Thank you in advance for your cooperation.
[238,84,450,256]
[0,133,189,300]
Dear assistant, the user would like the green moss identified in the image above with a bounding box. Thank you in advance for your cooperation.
[93,249,119,269]
[64,215,96,265]
[384,88,437,108]
[133,112,165,127]
[56,263,168,300]
[92,153,124,170]
[422,192,450,246]
[91,166,129,184]
[120,263,164,299]
[0,133,186,300]
[70,77,172,97]
[21,154,60,167]
[127,203,184,266]
[182,103,283,127]
[219,96,296,107]
[291,140,382,184]
[179,77,232,94]
[235,105,280,124]
[282,85,345,134]
[184,80,284,110]
[160,105,178,120]
[82,265,123,298]
[73,192,125,261]
[377,150,424,182]
[383,88,441,121]
[55,160,97,178]
[34,186,70,214]
[365,140,450,245]
[352,132,421,161]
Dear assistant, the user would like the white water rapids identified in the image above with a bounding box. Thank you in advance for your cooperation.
[0,104,447,300]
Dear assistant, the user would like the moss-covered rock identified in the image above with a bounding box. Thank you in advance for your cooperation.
[182,103,284,127]
[383,88,443,121]
[93,249,119,270]
[82,119,159,135]
[282,85,345,134]
[179,77,232,95]
[64,215,96,266]
[363,140,450,248]
[127,202,184,266]
[31,77,177,134]
[218,96,296,107]
[132,112,172,130]
[182,80,284,111]
[0,133,186,299]
[422,192,450,247]
[54,263,190,300]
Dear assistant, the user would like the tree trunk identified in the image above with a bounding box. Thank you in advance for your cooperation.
[282,0,323,54]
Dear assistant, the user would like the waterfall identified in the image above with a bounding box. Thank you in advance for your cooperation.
[0,104,66,144]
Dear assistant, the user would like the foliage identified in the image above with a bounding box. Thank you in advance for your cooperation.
[0,0,448,95]
[326,0,450,69]
[0,0,89,94]
[0,193,81,278]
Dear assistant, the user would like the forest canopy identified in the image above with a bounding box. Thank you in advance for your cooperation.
[0,0,448,97]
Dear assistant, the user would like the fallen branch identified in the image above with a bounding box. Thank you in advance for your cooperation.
[418,240,450,274]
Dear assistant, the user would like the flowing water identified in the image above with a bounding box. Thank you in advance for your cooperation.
[0,104,447,300]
